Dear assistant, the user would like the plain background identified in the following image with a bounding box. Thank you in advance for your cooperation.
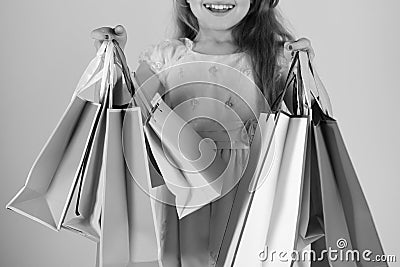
[0,1,399,266]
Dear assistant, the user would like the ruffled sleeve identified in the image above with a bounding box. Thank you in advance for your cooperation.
[138,39,188,84]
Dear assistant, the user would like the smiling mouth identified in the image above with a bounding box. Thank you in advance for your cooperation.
[203,3,235,13]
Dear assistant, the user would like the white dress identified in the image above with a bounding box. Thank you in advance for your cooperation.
[138,37,291,267]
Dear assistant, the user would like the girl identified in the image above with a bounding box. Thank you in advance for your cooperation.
[92,0,332,266]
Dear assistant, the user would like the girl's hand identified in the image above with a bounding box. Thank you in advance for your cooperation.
[284,38,315,62]
[91,25,127,51]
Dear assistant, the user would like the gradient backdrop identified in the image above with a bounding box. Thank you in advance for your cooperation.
[0,1,398,266]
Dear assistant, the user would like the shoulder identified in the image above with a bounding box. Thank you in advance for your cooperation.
[138,38,189,73]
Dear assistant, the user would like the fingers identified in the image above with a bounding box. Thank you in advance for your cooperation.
[112,25,127,49]
[286,38,311,51]
[91,26,114,40]
[91,25,126,39]
[284,38,315,62]
[91,25,127,51]
[114,25,126,36]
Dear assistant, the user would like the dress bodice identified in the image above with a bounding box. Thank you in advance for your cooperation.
[138,37,289,147]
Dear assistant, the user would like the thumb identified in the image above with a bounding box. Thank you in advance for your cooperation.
[114,25,126,35]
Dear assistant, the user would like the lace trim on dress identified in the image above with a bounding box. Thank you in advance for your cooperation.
[138,39,189,74]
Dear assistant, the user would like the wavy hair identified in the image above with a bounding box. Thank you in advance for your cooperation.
[173,0,295,110]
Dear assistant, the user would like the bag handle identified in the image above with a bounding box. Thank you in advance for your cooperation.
[101,41,115,106]
[72,41,116,105]
[295,52,313,116]
[72,41,108,98]
[112,41,154,120]
[272,51,325,116]
[112,40,135,97]
[108,42,117,108]
[298,52,332,117]
[271,51,301,113]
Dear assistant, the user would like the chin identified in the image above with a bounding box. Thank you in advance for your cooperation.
[199,16,242,31]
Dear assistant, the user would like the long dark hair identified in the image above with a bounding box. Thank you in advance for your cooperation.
[173,0,295,110]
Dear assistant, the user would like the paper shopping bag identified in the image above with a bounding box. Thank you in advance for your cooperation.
[63,40,134,241]
[123,107,160,264]
[5,41,115,231]
[214,111,274,267]
[295,124,325,251]
[61,97,106,241]
[132,79,228,219]
[148,93,227,218]
[311,102,388,267]
[97,106,159,267]
[221,110,310,267]
[6,95,102,231]
[253,53,325,266]
[113,44,181,266]
[294,52,329,251]
[293,51,387,266]
[260,112,309,266]
[61,41,123,241]
[217,51,323,267]
[312,117,356,267]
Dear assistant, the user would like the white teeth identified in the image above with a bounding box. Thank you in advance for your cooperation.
[204,3,234,11]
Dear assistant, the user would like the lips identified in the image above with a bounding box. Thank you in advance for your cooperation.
[203,3,235,13]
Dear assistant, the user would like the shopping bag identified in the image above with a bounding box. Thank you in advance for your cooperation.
[217,51,326,267]
[216,51,299,266]
[63,39,135,241]
[97,107,159,267]
[6,41,112,231]
[133,80,228,219]
[61,101,106,241]
[295,51,387,266]
[311,92,387,266]
[226,110,310,266]
[295,124,325,251]
[214,111,273,266]
[294,52,328,252]
[61,41,117,241]
[114,44,181,266]
[227,115,310,266]
[93,41,159,266]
